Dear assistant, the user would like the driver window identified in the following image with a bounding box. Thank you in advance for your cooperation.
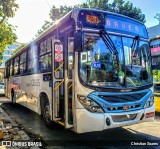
[80,33,119,84]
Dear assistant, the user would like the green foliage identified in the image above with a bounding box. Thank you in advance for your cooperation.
[0,22,17,49]
[11,44,26,56]
[36,0,146,37]
[0,0,18,65]
[36,5,77,37]
[81,0,111,10]
[0,0,19,25]
[49,5,76,22]
[153,69,160,82]
[81,0,146,23]
[0,22,17,65]
[36,21,53,37]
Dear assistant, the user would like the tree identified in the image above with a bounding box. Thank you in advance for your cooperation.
[36,21,53,37]
[11,43,26,56]
[0,22,17,64]
[0,0,18,65]
[0,0,19,25]
[110,0,145,23]
[81,0,145,23]
[36,0,146,37]
[36,5,76,37]
[49,5,76,22]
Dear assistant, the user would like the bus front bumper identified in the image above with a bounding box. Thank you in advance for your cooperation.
[76,105,154,133]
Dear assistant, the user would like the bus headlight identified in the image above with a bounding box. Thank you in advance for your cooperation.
[144,96,154,108]
[77,95,103,113]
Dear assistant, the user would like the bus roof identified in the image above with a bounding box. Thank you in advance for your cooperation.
[6,8,147,63]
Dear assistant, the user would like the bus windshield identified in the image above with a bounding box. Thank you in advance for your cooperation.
[79,33,152,88]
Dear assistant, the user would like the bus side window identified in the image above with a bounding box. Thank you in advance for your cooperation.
[14,56,19,75]
[68,37,74,79]
[39,39,51,72]
[9,60,13,76]
[5,62,10,78]
[20,52,27,74]
[27,46,38,73]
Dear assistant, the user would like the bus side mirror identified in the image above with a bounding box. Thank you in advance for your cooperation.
[74,32,84,52]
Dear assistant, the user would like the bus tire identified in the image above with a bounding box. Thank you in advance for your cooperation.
[11,89,16,106]
[43,102,53,128]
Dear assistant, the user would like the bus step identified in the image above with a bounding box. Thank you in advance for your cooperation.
[57,121,65,126]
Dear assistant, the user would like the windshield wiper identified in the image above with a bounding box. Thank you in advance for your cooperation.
[131,35,140,55]
[130,35,140,69]
[100,30,124,85]
[100,30,118,55]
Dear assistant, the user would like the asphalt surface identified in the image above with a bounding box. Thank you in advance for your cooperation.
[0,96,160,149]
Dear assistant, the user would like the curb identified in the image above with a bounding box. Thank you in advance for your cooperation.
[0,107,30,142]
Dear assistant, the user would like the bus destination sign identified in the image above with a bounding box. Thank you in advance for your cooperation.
[86,15,100,24]
[105,15,148,38]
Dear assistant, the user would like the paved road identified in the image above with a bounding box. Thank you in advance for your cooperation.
[0,97,160,149]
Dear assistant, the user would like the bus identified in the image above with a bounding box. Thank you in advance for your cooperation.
[4,8,154,133]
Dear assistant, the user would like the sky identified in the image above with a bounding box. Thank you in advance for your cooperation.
[9,0,160,43]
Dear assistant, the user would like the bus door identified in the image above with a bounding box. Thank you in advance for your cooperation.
[52,38,73,128]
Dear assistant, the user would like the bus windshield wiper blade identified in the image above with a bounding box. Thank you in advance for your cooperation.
[100,30,123,85]
[131,35,140,69]
[131,35,140,55]
[100,30,118,55]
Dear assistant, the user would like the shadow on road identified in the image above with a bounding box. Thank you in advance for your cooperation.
[0,102,160,148]
[0,94,5,97]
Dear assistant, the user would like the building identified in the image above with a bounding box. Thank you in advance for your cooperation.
[147,24,160,69]
[0,43,21,68]
[0,43,21,94]
[147,24,160,40]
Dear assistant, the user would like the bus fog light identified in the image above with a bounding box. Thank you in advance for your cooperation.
[106,117,111,126]
[77,94,104,113]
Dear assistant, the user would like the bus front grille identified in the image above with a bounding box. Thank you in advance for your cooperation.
[111,114,137,122]
[107,104,141,111]
[99,92,147,103]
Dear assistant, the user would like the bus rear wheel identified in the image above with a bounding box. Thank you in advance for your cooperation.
[43,102,53,128]
[11,89,16,106]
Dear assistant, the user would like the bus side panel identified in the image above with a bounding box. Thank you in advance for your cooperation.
[75,109,104,133]
[4,78,9,98]
[15,74,52,115]
[11,76,27,107]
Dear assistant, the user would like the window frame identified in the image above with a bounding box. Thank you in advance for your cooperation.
[13,56,20,75]
[39,38,52,72]
[27,46,38,74]
[20,51,27,75]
